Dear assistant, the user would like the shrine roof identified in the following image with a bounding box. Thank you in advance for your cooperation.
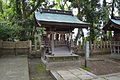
[103,17,120,31]
[110,19,120,25]
[35,8,90,27]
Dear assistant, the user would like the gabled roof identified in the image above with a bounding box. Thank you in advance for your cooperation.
[110,19,120,25]
[103,17,120,31]
[35,8,90,28]
[35,11,89,25]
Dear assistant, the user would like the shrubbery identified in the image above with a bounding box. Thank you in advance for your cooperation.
[0,24,21,41]
[0,24,34,41]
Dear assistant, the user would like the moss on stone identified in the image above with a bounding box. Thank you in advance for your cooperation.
[36,64,47,74]
[80,67,91,72]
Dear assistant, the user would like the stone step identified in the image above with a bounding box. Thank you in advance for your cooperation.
[45,54,80,62]
[50,71,64,80]
[46,61,81,70]
[50,68,97,80]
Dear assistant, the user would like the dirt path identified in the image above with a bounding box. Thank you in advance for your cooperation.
[29,58,53,80]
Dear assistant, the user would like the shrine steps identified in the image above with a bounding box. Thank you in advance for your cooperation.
[45,54,79,62]
[41,54,81,70]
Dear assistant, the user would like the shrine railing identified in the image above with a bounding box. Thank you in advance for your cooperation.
[74,41,111,55]
[111,41,120,59]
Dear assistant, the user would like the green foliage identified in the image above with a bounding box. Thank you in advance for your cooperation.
[43,0,70,10]
[0,0,3,13]
[72,0,101,42]
[0,13,4,22]
[20,26,34,40]
[0,24,35,41]
[0,0,118,42]
[71,0,111,42]
[0,0,47,41]
[37,27,46,34]
[0,24,22,41]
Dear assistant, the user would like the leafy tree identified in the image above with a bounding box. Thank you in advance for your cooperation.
[71,0,102,43]
[43,0,71,10]
[0,0,3,13]
[0,0,119,42]
[0,0,45,41]
[116,0,120,15]
[0,24,22,41]
[73,0,85,44]
[55,0,70,10]
[99,0,108,41]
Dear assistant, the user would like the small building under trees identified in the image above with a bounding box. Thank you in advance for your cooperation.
[103,17,120,59]
[35,8,89,66]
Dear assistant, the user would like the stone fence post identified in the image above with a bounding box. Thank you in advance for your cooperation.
[85,41,90,67]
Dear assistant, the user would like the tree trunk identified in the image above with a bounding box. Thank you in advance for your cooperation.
[74,0,85,45]
[74,28,81,44]
[102,0,107,41]
[111,0,115,18]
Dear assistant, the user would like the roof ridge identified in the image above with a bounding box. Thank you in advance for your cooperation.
[112,16,120,20]
[39,8,73,15]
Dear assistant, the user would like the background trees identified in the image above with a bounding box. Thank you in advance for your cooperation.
[71,0,120,44]
[0,0,45,41]
[71,0,104,44]
[0,0,119,42]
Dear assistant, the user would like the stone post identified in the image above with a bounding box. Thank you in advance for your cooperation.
[51,32,54,55]
[38,34,41,50]
[85,41,90,67]
[34,33,37,50]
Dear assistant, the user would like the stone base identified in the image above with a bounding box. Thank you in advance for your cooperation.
[45,54,79,62]
[46,61,81,70]
[111,54,120,59]
[2,49,15,55]
[41,54,81,70]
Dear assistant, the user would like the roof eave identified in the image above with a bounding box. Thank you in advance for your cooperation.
[103,19,120,31]
[37,20,90,28]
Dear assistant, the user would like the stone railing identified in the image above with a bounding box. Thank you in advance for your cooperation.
[74,41,111,55]
[0,40,31,55]
[111,41,120,59]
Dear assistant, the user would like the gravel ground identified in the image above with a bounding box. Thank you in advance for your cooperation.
[80,54,120,75]
[28,58,53,80]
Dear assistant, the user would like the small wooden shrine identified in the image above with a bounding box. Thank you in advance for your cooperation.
[35,8,89,64]
[103,17,120,59]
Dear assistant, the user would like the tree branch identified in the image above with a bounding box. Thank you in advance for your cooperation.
[26,0,44,18]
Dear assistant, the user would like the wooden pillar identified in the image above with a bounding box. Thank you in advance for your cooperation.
[56,33,59,41]
[70,32,74,47]
[67,34,69,41]
[69,32,73,53]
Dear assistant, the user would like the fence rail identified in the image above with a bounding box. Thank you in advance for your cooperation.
[74,41,111,55]
[0,40,112,56]
[0,41,31,55]
[111,41,120,59]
